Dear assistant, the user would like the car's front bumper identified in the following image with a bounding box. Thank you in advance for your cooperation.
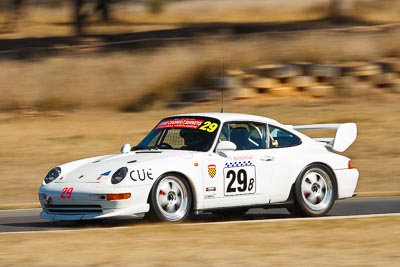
[38,183,151,221]
[39,205,149,221]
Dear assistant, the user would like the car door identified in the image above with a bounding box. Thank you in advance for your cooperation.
[265,124,304,203]
[203,121,276,209]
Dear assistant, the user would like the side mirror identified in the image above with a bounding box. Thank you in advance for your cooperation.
[215,141,236,154]
[120,143,132,153]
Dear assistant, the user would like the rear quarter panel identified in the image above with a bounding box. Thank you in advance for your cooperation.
[266,138,350,202]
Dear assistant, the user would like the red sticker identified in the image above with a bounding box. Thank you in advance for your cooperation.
[60,187,74,199]
[156,118,204,130]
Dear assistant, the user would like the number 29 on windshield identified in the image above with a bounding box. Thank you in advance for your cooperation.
[199,121,218,132]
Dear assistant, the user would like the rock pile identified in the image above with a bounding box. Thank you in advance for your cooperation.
[171,58,400,107]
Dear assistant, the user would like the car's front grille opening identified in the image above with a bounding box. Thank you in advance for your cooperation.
[45,204,103,214]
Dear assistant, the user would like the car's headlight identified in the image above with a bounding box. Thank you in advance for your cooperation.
[44,167,61,184]
[111,167,128,184]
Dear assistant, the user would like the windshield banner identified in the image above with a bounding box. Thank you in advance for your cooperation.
[156,118,204,129]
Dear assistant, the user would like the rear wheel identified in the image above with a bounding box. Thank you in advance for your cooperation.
[288,164,336,217]
[148,174,192,222]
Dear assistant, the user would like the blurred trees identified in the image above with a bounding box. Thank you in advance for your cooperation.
[1,0,359,37]
[74,0,167,35]
[1,0,111,34]
[0,0,25,30]
[1,0,168,35]
[74,0,111,35]
[148,0,166,14]
[10,0,24,19]
[330,0,354,22]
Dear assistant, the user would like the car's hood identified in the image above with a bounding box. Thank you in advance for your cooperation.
[56,150,196,183]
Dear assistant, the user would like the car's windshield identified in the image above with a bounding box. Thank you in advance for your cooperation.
[134,116,221,152]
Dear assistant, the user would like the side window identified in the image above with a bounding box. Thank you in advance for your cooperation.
[219,122,266,150]
[218,123,229,142]
[269,125,301,148]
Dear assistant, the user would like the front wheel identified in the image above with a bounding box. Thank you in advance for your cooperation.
[289,164,336,217]
[148,174,192,222]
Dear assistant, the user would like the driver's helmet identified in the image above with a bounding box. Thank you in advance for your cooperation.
[180,128,201,147]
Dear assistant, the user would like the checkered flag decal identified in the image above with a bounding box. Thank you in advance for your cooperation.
[225,161,253,168]
[208,164,216,178]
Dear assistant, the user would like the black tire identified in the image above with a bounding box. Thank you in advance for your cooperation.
[286,205,304,217]
[290,164,337,217]
[147,174,192,222]
[212,208,249,218]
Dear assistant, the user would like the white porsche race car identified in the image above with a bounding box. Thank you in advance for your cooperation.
[39,112,359,222]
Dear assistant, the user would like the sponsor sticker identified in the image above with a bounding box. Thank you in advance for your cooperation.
[225,161,253,168]
[60,187,74,199]
[272,139,279,147]
[224,161,256,196]
[130,168,153,181]
[206,187,216,192]
[97,170,111,180]
[156,118,204,130]
[231,155,253,161]
[205,194,216,199]
[208,164,217,178]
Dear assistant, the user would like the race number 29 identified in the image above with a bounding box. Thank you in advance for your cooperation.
[60,187,74,199]
[224,165,256,196]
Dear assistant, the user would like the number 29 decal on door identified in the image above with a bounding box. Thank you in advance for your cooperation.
[224,161,256,196]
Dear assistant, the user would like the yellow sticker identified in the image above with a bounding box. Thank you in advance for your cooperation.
[272,140,279,147]
[199,121,219,132]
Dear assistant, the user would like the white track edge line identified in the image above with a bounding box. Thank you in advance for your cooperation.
[182,213,400,226]
[1,213,400,235]
[0,208,41,213]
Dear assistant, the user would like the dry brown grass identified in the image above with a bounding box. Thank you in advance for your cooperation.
[0,0,400,112]
[1,216,399,266]
[117,0,330,24]
[1,29,400,112]
[355,0,400,22]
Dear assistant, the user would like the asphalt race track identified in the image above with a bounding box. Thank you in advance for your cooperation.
[1,197,399,233]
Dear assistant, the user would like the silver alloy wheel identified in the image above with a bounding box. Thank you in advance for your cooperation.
[155,176,189,221]
[300,168,333,211]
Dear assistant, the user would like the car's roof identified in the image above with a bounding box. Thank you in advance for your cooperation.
[172,112,280,125]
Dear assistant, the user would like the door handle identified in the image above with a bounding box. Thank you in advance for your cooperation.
[261,155,274,161]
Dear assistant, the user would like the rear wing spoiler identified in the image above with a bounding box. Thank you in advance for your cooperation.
[293,123,357,152]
